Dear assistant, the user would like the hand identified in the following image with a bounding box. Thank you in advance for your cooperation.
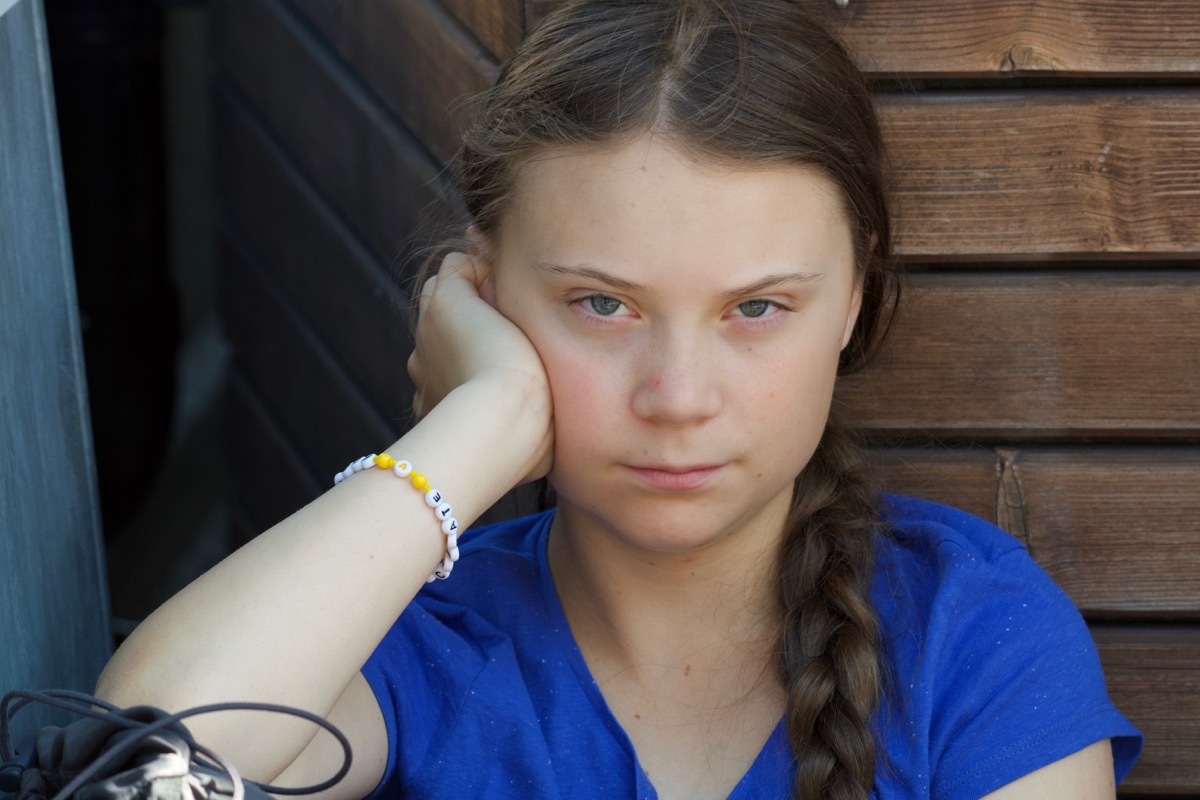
[407,251,554,482]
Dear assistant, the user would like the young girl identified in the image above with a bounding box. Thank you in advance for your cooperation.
[97,1,1142,797]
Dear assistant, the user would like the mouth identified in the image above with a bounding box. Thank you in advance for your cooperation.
[623,464,724,491]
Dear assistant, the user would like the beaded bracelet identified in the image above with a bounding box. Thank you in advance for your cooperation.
[334,453,460,582]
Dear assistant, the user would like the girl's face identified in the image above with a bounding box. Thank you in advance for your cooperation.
[488,136,861,557]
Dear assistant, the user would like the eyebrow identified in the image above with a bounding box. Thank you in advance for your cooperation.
[533,261,824,298]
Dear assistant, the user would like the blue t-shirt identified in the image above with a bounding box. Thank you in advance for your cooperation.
[362,495,1142,798]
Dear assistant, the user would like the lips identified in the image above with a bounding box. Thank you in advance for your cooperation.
[623,464,723,491]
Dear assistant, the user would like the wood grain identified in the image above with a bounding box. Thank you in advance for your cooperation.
[873,448,1200,618]
[1095,626,1200,794]
[290,0,497,164]
[212,0,456,268]
[839,272,1200,439]
[523,1,1200,77]
[880,92,1200,259]
[839,1,1200,78]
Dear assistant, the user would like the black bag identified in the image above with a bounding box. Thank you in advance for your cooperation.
[0,691,351,800]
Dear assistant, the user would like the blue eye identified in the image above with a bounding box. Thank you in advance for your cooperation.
[586,295,623,316]
[737,299,771,318]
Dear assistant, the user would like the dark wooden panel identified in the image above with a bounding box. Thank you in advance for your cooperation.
[881,92,1200,259]
[215,85,416,425]
[289,0,497,163]
[873,448,1200,617]
[523,1,1200,77]
[0,0,111,734]
[1096,626,1200,795]
[840,272,1200,439]
[211,0,456,268]
[440,0,522,60]
[220,232,399,473]
[227,365,324,536]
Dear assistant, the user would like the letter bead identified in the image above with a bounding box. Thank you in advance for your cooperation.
[337,452,460,583]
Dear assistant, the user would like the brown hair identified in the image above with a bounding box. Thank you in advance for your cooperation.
[454,1,899,797]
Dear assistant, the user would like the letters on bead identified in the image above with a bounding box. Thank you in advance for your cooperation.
[335,453,461,581]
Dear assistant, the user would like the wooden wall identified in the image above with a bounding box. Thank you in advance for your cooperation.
[209,1,1200,794]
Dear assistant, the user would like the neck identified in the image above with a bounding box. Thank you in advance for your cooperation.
[547,501,786,687]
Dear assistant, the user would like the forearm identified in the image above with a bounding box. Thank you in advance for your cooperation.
[95,374,549,780]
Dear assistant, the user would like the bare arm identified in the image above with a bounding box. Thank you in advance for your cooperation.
[980,740,1116,800]
[95,254,552,792]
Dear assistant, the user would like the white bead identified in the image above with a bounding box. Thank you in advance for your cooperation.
[351,458,365,473]
[333,472,345,485]
[446,531,458,551]
[425,573,437,583]
[424,489,443,508]
[362,454,377,469]
[434,566,450,580]
[341,467,355,482]
[441,517,459,536]
[435,501,452,520]
[393,460,412,477]
[448,545,460,562]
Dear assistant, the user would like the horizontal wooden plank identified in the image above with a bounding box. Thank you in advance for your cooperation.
[523,1,1200,77]
[289,0,497,164]
[881,92,1200,259]
[839,1,1200,79]
[211,0,456,269]
[872,447,1200,617]
[1095,626,1200,794]
[215,84,416,425]
[839,272,1200,439]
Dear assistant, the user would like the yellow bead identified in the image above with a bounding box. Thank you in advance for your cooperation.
[375,454,396,469]
[411,473,430,492]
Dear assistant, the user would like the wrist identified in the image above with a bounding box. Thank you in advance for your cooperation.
[388,371,552,526]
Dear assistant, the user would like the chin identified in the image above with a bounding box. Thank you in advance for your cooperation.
[561,490,781,559]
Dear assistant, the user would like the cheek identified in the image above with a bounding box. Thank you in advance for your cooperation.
[539,343,618,435]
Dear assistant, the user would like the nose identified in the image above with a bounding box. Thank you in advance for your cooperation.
[630,330,723,426]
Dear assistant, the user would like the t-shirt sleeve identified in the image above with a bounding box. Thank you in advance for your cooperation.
[927,544,1143,799]
[359,599,490,799]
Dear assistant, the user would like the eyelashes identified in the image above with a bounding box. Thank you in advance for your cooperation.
[567,293,793,329]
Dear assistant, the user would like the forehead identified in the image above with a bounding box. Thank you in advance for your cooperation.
[497,136,853,277]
